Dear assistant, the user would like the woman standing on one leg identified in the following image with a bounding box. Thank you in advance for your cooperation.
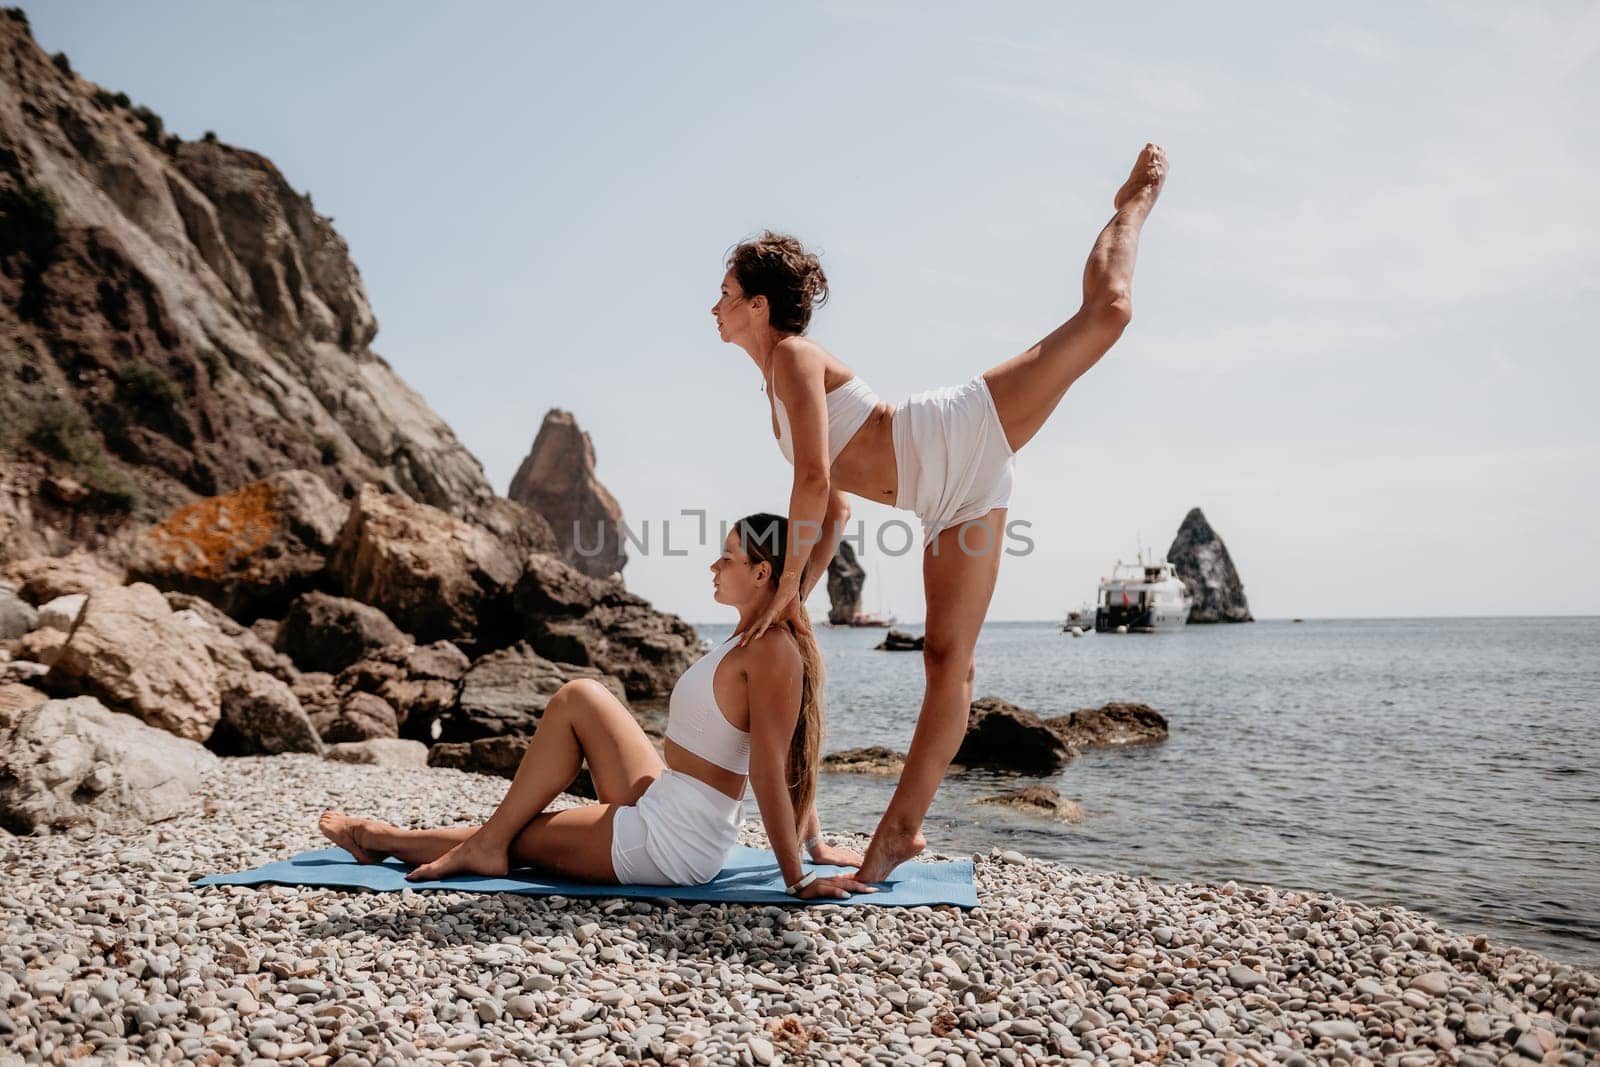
[714,144,1167,882]
[318,513,873,900]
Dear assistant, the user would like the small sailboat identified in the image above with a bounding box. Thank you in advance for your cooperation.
[1061,603,1097,634]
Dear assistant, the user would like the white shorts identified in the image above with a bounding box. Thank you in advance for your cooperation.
[892,373,1016,546]
[609,768,743,885]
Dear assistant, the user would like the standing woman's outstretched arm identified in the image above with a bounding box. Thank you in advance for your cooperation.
[743,338,830,644]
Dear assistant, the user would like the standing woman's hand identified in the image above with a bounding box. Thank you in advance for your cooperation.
[741,575,806,645]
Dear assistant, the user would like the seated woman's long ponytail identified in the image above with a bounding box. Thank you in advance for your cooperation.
[735,513,826,834]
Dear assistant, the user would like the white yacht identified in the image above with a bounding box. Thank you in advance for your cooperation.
[1095,555,1192,633]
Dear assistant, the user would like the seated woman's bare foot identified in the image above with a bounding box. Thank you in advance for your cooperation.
[404,832,510,883]
[318,810,383,865]
[856,824,927,884]
[1113,142,1168,214]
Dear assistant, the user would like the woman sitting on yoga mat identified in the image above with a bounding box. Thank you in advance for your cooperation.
[318,513,876,900]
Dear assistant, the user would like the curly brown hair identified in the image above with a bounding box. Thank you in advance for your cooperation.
[725,231,829,335]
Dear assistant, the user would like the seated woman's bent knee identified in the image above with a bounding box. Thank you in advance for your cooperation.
[554,678,611,708]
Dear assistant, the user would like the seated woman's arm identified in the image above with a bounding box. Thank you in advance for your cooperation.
[799,801,865,868]
[745,631,875,898]
[744,632,807,887]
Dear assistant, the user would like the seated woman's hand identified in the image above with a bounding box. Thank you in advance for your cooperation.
[809,842,865,868]
[797,873,879,899]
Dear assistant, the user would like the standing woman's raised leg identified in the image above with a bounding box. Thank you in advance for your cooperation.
[983,143,1167,454]
[857,509,1007,883]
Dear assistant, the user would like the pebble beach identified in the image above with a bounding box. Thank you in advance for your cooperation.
[2,756,1597,1066]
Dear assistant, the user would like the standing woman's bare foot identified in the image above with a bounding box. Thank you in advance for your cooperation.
[1113,142,1168,214]
[404,831,511,883]
[318,810,384,865]
[856,823,927,884]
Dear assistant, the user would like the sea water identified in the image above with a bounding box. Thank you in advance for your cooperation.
[692,616,1600,969]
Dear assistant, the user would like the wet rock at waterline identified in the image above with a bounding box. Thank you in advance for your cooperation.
[977,785,1085,823]
[820,746,907,777]
[874,629,924,652]
[956,696,1074,773]
[1045,702,1169,748]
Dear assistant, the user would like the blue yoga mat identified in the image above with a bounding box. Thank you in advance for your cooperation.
[194,844,978,908]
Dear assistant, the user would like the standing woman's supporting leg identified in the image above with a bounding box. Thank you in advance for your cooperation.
[857,508,1007,883]
[983,144,1167,454]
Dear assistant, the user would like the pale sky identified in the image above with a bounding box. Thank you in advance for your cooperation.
[27,2,1600,622]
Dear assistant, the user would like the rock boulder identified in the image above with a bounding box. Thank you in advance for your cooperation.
[209,671,323,757]
[0,681,47,723]
[426,735,598,800]
[445,644,628,742]
[514,553,700,699]
[956,697,1074,773]
[275,591,408,674]
[1045,702,1169,748]
[163,592,298,683]
[313,690,399,744]
[0,586,37,639]
[36,593,87,633]
[0,553,125,605]
[325,738,429,768]
[0,696,219,833]
[14,626,66,668]
[333,641,469,742]
[125,471,347,620]
[43,583,221,742]
[329,485,522,648]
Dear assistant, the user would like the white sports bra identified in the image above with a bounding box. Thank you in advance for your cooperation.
[768,371,881,467]
[664,633,750,775]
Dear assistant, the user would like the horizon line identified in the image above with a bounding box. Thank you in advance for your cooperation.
[688,613,1600,627]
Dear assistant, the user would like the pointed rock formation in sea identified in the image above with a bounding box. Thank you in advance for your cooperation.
[507,410,626,579]
[1167,507,1253,623]
[826,540,866,625]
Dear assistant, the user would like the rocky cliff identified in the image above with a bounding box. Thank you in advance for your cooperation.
[826,540,865,625]
[0,9,703,808]
[1167,507,1252,623]
[0,10,517,563]
[507,410,625,579]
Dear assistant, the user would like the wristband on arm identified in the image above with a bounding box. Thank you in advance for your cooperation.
[785,870,817,896]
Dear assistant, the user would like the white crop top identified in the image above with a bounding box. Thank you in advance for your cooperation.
[768,372,881,467]
[664,633,750,774]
